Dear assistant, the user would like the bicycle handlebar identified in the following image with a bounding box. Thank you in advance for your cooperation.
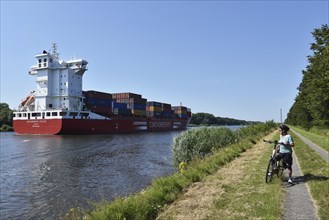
[263,139,278,144]
[263,139,284,145]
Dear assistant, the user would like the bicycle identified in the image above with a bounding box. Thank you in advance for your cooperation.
[263,139,288,183]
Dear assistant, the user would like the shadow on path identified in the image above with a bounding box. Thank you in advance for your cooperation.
[282,173,329,188]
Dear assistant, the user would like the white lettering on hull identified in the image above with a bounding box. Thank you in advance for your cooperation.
[149,121,172,129]
[26,120,47,128]
[26,120,47,123]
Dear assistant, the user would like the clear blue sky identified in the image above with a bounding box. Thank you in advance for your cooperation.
[1,1,328,122]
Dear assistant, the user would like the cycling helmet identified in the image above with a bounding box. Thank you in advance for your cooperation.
[279,124,290,132]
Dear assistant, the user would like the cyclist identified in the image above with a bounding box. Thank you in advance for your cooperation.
[276,124,295,183]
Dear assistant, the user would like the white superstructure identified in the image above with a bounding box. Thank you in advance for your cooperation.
[21,43,88,112]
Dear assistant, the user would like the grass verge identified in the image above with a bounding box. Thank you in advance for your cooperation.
[73,125,276,220]
[290,126,329,152]
[292,134,329,220]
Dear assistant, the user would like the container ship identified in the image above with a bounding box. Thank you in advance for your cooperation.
[13,45,192,135]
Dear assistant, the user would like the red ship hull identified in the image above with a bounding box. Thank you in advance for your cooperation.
[13,118,189,135]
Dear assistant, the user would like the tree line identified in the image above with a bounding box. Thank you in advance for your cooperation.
[0,103,14,131]
[190,112,260,126]
[285,24,329,129]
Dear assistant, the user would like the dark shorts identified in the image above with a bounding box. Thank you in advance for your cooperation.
[276,153,293,168]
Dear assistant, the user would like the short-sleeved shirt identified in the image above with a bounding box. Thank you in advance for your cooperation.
[279,134,294,154]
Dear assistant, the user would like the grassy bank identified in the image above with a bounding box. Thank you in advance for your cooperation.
[209,132,283,219]
[66,123,276,219]
[159,129,328,219]
[292,133,329,220]
[290,126,329,152]
[158,131,284,219]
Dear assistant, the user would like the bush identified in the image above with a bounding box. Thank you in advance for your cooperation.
[173,121,278,167]
[172,127,237,167]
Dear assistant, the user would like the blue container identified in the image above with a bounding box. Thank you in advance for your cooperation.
[85,98,112,107]
[112,108,132,115]
[176,114,188,119]
[131,103,146,110]
[147,111,162,117]
[147,101,162,107]
[162,111,173,118]
[112,101,128,109]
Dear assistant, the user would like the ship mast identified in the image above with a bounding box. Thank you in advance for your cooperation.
[51,43,59,59]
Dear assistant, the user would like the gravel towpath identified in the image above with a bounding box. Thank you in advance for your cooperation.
[282,152,318,220]
[290,129,329,163]
[283,129,329,220]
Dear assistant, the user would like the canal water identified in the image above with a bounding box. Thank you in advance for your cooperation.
[0,131,181,219]
[0,126,242,219]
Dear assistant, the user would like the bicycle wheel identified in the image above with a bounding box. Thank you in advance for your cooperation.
[265,158,273,183]
[278,161,284,177]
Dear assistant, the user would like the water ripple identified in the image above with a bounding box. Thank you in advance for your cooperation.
[0,131,179,219]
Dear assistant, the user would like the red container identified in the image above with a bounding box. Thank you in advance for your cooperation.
[162,103,172,111]
[112,92,142,100]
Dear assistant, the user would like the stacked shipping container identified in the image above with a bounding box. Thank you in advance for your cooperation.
[172,106,190,119]
[112,93,147,117]
[146,101,162,118]
[146,102,174,118]
[83,90,191,119]
[83,91,113,117]
[162,103,173,118]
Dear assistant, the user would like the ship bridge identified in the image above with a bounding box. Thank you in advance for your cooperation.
[66,59,88,75]
[24,44,88,112]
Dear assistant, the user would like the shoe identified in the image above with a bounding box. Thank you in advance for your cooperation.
[288,179,293,184]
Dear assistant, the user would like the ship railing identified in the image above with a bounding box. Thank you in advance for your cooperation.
[29,65,38,75]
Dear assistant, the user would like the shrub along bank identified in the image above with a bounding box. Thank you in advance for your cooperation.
[67,121,277,220]
[172,121,276,167]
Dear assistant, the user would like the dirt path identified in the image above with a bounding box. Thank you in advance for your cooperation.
[157,131,319,220]
[291,129,329,163]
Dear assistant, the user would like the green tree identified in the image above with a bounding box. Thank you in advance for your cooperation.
[190,112,257,126]
[285,96,313,129]
[286,24,329,128]
[190,112,217,125]
[0,103,14,128]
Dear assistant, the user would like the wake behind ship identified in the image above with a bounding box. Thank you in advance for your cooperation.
[13,44,191,135]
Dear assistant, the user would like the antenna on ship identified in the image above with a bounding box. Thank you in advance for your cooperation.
[51,43,59,59]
